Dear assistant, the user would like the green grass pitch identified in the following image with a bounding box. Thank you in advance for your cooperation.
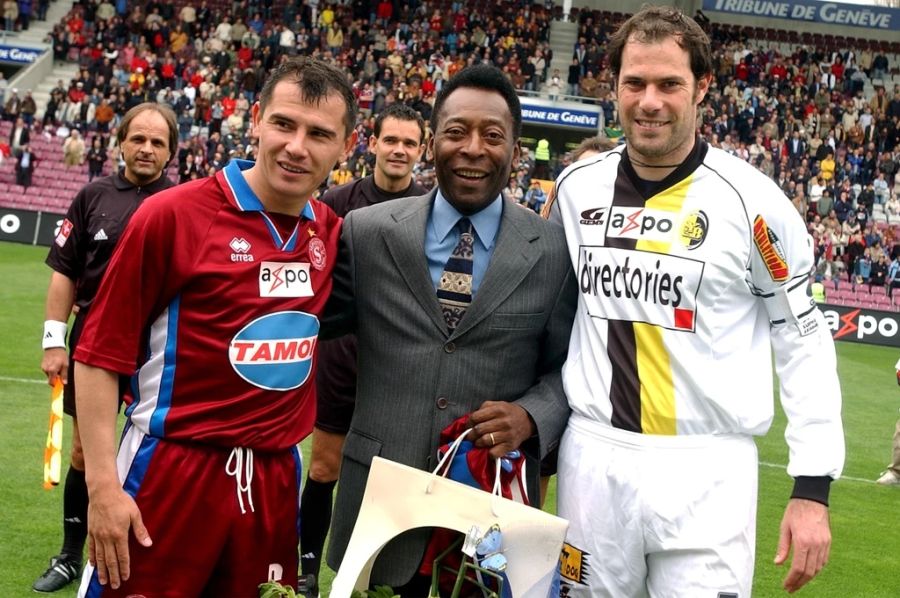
[1,240,898,597]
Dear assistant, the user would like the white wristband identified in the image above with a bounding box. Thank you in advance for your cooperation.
[42,320,68,350]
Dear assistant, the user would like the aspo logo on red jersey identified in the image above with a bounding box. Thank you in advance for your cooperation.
[259,262,313,297]
[577,246,704,331]
[229,311,319,390]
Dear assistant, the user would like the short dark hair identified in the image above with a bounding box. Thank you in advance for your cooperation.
[573,135,617,160]
[257,56,357,137]
[374,103,426,143]
[607,6,713,87]
[431,64,521,136]
[117,102,178,159]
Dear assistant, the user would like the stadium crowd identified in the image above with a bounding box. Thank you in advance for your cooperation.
[1,0,899,291]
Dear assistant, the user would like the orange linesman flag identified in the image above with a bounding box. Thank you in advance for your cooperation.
[43,377,64,489]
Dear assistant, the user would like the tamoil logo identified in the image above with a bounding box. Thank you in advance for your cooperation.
[229,311,319,390]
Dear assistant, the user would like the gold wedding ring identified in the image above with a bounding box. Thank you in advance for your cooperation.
[489,432,496,446]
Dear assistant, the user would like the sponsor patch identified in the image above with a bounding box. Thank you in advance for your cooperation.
[559,542,589,585]
[259,261,313,297]
[93,228,108,241]
[798,313,818,336]
[577,245,704,331]
[753,216,788,281]
[309,237,327,271]
[54,219,73,247]
[605,207,675,242]
[579,207,606,226]
[229,311,319,390]
[679,210,708,249]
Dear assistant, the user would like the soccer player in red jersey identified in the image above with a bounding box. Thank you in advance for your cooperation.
[73,57,357,596]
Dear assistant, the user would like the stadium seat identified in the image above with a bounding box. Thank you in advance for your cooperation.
[829,289,851,302]
[873,295,891,307]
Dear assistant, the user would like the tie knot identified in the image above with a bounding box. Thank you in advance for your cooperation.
[457,217,473,236]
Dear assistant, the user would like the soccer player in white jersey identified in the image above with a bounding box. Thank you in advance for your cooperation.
[550,6,844,597]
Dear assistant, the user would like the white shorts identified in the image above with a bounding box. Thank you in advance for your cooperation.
[557,415,758,598]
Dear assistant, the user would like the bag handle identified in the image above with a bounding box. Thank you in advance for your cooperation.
[427,428,504,516]
[430,427,473,480]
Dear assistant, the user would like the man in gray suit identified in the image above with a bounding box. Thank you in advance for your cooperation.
[324,64,577,593]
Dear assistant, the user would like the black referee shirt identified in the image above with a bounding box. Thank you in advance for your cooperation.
[46,170,175,310]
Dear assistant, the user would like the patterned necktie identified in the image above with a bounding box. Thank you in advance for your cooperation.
[437,218,475,331]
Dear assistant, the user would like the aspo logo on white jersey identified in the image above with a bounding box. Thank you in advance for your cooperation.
[577,246,705,331]
[259,261,313,298]
[229,311,319,390]
[604,207,676,242]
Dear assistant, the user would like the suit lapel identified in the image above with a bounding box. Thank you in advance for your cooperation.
[452,201,540,338]
[381,191,449,335]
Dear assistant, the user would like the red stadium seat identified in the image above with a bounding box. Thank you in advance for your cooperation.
[828,289,849,302]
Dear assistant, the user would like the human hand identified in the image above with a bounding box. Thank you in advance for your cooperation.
[774,498,831,593]
[87,484,152,589]
[467,401,536,459]
[40,347,68,386]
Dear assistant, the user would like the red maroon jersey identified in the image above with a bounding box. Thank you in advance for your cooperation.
[74,160,341,451]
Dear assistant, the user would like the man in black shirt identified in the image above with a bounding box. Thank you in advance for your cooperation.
[33,103,177,594]
[298,103,426,596]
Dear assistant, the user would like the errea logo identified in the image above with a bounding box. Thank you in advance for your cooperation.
[230,237,253,262]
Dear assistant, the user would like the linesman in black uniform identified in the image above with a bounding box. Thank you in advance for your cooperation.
[298,102,427,596]
[34,103,177,593]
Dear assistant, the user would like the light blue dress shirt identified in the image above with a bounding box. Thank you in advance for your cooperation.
[425,190,502,295]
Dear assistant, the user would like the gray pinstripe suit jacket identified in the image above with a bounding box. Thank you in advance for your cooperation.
[323,190,577,587]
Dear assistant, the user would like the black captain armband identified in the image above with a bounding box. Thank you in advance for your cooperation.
[790,475,832,506]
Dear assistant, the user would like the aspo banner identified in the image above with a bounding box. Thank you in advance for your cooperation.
[0,208,38,244]
[820,304,900,348]
[702,0,899,31]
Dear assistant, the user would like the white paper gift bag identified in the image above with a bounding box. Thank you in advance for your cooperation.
[330,454,568,597]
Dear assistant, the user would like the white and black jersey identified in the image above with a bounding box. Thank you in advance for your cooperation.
[553,139,844,481]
